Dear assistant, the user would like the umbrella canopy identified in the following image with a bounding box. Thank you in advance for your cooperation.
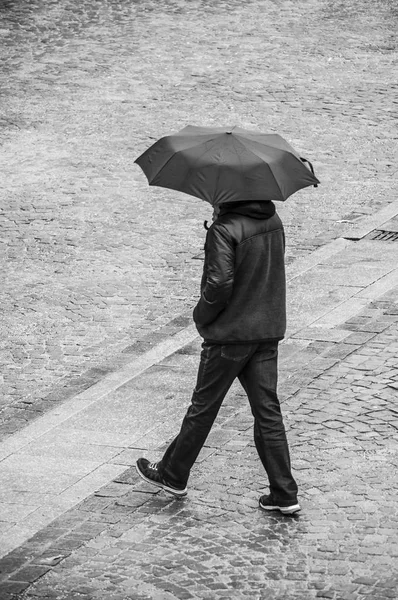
[134,125,320,206]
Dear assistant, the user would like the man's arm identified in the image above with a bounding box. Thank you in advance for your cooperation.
[193,223,235,327]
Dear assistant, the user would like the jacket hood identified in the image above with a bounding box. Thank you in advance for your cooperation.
[218,200,276,220]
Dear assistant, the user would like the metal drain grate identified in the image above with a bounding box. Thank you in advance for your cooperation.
[366,230,398,241]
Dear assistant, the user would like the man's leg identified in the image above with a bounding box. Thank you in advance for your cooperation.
[238,342,299,508]
[144,343,255,491]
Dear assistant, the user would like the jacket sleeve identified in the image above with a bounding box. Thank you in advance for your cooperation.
[193,223,235,328]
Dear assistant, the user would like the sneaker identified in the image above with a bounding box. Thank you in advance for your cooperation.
[136,458,187,497]
[259,494,301,515]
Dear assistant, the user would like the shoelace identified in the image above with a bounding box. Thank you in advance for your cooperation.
[148,461,158,470]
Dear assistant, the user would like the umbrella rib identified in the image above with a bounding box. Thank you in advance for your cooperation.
[148,152,176,185]
[230,136,246,173]
[240,139,314,197]
[211,135,249,202]
[235,134,300,163]
[148,135,221,184]
[179,137,225,198]
[231,135,284,199]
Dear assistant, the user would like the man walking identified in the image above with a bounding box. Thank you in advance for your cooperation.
[136,199,300,515]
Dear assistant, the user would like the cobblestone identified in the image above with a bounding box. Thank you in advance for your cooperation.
[1,0,398,437]
[0,301,395,599]
[1,0,398,598]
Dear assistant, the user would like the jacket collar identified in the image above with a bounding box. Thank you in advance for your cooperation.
[219,201,276,220]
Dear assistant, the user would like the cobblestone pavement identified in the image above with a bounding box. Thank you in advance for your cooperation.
[0,291,397,600]
[1,1,398,597]
[1,0,398,437]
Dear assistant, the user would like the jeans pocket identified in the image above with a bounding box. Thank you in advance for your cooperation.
[194,342,212,391]
[221,344,253,362]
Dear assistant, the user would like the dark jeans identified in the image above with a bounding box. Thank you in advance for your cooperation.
[158,341,298,504]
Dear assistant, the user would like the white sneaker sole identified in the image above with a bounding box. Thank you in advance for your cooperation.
[135,463,187,497]
[259,501,301,515]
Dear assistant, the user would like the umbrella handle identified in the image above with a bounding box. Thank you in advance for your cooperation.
[300,157,318,187]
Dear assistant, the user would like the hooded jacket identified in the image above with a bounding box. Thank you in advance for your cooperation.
[193,201,286,343]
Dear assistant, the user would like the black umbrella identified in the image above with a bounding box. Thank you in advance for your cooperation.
[135,125,319,206]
